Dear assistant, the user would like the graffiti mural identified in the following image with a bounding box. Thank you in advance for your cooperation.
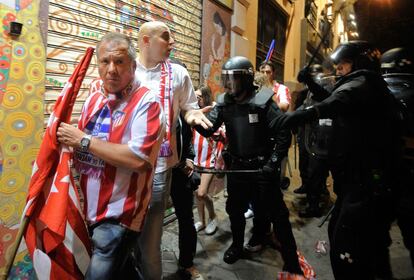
[200,0,231,98]
[0,0,47,277]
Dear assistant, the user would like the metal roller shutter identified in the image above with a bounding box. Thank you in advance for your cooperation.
[45,0,202,125]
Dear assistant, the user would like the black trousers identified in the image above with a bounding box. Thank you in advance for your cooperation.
[397,159,414,269]
[297,129,309,187]
[306,155,329,206]
[328,191,376,280]
[226,165,301,273]
[170,168,197,269]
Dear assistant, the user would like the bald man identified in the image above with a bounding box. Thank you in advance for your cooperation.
[134,21,209,280]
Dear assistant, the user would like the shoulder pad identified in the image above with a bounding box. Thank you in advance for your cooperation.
[250,87,275,107]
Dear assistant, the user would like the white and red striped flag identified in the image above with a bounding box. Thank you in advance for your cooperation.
[22,47,94,279]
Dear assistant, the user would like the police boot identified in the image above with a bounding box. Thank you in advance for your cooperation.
[223,243,246,264]
[299,198,322,218]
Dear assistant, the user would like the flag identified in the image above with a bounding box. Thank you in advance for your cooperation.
[23,47,94,280]
[277,251,316,280]
[265,39,276,62]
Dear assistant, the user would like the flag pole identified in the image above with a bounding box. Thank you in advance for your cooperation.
[0,217,30,280]
[265,39,275,62]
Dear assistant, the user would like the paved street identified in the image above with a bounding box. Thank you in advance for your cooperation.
[161,150,414,280]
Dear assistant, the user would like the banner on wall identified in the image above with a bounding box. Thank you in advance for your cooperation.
[200,0,231,98]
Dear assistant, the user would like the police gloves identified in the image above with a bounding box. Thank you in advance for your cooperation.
[297,67,312,84]
[276,107,318,130]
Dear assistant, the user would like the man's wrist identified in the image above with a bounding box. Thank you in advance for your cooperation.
[80,134,92,152]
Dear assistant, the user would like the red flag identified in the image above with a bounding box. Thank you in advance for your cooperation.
[23,47,94,279]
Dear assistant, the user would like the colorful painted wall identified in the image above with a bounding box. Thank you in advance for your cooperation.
[0,0,47,277]
[200,0,231,98]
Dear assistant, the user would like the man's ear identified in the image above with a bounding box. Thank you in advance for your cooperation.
[132,60,137,71]
[142,34,150,45]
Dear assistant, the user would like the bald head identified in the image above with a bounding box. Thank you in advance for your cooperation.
[137,21,173,65]
[137,21,170,48]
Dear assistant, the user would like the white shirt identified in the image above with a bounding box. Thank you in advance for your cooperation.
[135,60,198,173]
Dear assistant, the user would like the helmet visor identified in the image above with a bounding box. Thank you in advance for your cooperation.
[221,69,250,95]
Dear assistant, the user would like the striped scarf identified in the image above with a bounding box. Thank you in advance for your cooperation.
[73,104,110,178]
[74,83,134,177]
[159,61,174,157]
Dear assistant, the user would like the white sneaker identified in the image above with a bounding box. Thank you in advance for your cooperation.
[205,217,218,235]
[194,221,205,232]
[244,209,254,219]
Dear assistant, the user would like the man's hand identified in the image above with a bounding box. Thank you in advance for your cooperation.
[57,122,85,148]
[182,159,194,177]
[184,106,213,129]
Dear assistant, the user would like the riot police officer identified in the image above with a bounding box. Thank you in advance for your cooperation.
[294,65,335,218]
[195,56,303,275]
[294,64,324,197]
[301,74,336,217]
[276,41,401,279]
[381,47,414,270]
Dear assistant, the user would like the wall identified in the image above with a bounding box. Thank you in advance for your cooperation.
[0,0,47,277]
[200,0,231,97]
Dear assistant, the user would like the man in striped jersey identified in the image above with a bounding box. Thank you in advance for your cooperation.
[134,21,212,280]
[57,32,165,279]
[260,61,291,112]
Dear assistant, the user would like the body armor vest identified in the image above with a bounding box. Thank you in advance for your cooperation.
[216,88,274,159]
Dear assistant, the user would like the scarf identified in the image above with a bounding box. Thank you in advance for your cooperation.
[159,61,174,157]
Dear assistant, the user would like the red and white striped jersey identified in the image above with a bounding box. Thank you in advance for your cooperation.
[77,79,165,232]
[273,82,291,105]
[193,126,226,170]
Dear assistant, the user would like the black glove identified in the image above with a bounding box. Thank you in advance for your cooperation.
[297,66,312,84]
[262,152,280,174]
[276,108,318,130]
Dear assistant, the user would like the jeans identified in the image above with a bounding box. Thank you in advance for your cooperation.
[170,168,197,269]
[135,169,172,280]
[86,220,140,280]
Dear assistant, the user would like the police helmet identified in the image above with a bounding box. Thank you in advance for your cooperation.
[221,56,255,97]
[381,47,414,74]
[330,41,381,72]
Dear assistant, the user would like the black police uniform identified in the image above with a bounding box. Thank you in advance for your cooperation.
[170,115,198,272]
[283,40,403,279]
[196,87,302,274]
[286,68,400,279]
[298,75,336,217]
[383,64,414,269]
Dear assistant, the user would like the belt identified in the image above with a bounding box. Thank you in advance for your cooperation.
[230,154,266,167]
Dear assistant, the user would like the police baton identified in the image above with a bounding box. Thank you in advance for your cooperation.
[305,0,348,69]
[193,166,262,174]
[318,204,335,228]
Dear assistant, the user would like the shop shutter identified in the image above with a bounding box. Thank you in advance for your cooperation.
[45,0,202,125]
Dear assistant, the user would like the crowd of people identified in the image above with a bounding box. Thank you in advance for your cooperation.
[55,20,414,280]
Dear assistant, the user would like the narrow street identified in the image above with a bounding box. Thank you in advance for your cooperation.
[162,148,414,280]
